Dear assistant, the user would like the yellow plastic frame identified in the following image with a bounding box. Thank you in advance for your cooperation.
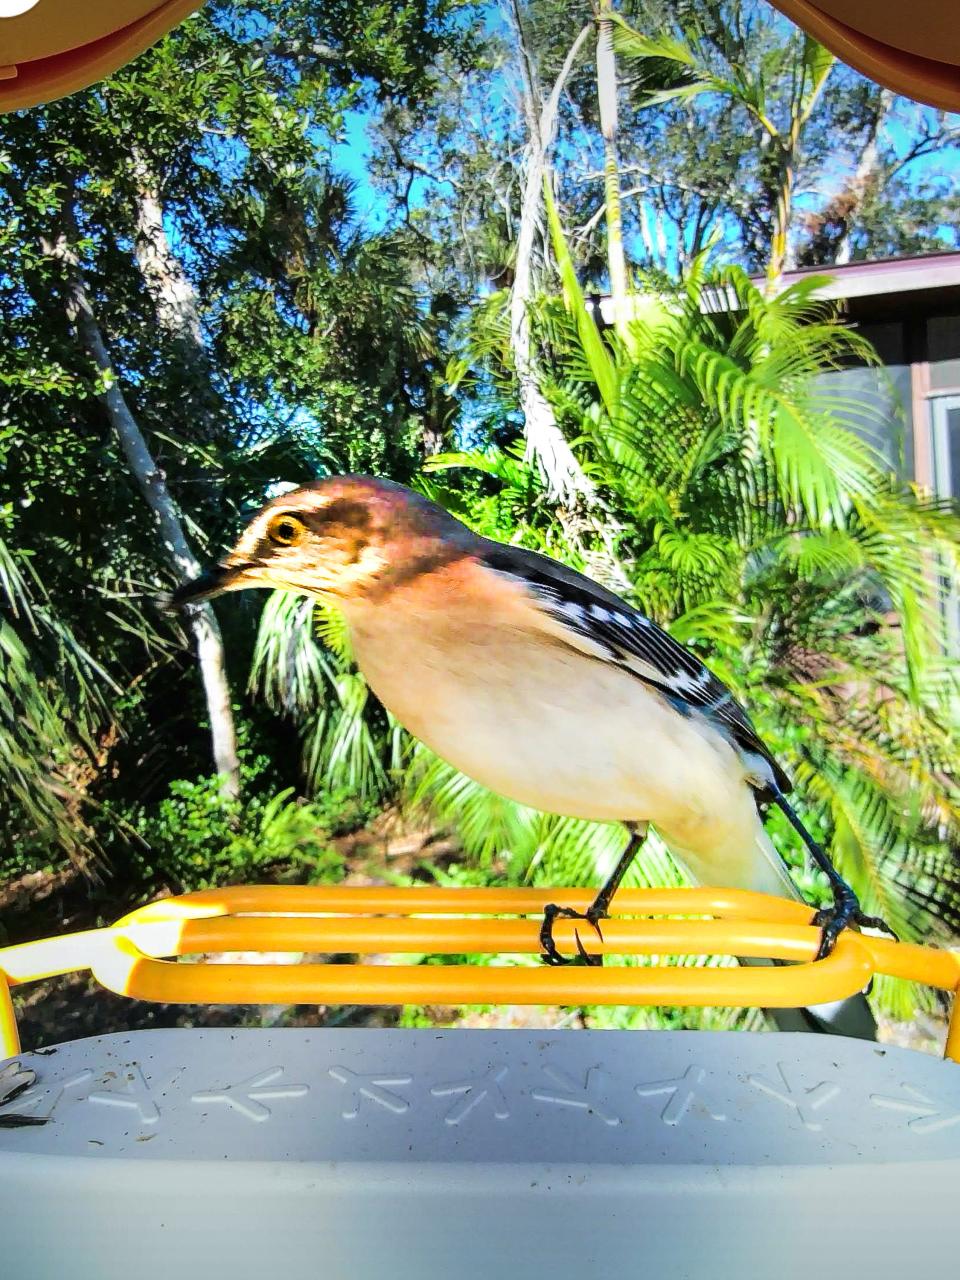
[3,884,960,1061]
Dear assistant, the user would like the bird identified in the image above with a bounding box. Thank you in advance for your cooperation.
[171,474,893,1036]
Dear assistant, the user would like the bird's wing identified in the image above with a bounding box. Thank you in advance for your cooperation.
[478,540,791,797]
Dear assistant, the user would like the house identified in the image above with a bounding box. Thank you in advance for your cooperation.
[774,252,960,499]
[594,251,960,500]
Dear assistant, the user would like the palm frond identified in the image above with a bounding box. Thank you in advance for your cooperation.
[250,588,391,802]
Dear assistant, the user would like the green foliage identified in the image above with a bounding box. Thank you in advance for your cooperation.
[0,532,116,880]
[453,231,960,962]
[0,0,480,874]
[1,0,958,1047]
[250,590,402,802]
[128,772,355,892]
[374,0,958,292]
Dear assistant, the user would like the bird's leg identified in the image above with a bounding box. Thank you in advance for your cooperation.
[772,793,897,959]
[540,824,648,967]
[810,881,896,960]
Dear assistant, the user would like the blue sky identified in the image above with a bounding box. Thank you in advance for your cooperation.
[329,12,959,263]
[334,109,389,231]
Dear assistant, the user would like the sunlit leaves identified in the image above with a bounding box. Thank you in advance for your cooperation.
[451,234,960,970]
[250,589,388,802]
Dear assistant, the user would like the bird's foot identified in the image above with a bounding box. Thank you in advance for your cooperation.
[540,903,605,967]
[811,887,897,960]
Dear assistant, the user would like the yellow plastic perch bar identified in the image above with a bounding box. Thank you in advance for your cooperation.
[2,884,959,1060]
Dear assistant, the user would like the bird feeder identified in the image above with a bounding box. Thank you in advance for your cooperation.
[768,0,960,111]
[0,0,203,112]
[2,885,960,1279]
[2,4,960,1277]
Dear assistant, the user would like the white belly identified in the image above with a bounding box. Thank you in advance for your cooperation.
[349,610,754,850]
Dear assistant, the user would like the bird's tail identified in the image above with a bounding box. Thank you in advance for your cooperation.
[745,821,877,1040]
[669,816,877,1041]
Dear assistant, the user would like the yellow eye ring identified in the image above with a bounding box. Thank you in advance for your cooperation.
[266,513,305,546]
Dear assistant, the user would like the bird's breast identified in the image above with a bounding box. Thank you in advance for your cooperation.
[346,579,751,832]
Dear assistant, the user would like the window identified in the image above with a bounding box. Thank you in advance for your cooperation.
[930,395,960,499]
[929,315,960,392]
[817,319,912,477]
[929,393,960,647]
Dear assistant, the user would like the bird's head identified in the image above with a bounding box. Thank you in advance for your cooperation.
[170,475,472,609]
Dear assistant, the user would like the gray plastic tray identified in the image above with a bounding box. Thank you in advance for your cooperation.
[1,1027,958,1278]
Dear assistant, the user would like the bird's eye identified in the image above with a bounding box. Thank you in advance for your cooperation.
[267,514,305,546]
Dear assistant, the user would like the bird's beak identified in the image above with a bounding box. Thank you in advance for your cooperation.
[168,561,251,610]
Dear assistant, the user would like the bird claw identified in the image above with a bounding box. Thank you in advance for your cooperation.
[540,903,605,967]
[811,892,897,960]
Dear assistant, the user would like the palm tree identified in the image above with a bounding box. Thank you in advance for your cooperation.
[535,208,960,975]
[0,535,116,875]
[609,11,834,281]
[248,215,960,1022]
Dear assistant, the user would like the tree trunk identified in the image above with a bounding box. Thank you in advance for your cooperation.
[595,0,629,338]
[132,169,204,347]
[767,151,794,285]
[42,207,240,798]
[507,3,593,505]
[766,44,833,287]
[131,156,223,438]
[833,89,893,266]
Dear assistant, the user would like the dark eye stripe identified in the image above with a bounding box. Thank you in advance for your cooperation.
[314,499,372,531]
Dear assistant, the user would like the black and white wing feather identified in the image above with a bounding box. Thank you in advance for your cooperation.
[480,541,791,799]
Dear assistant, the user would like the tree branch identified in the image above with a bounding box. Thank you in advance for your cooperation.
[507,13,594,504]
[41,186,240,796]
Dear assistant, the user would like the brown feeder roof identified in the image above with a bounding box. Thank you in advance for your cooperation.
[768,0,960,112]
